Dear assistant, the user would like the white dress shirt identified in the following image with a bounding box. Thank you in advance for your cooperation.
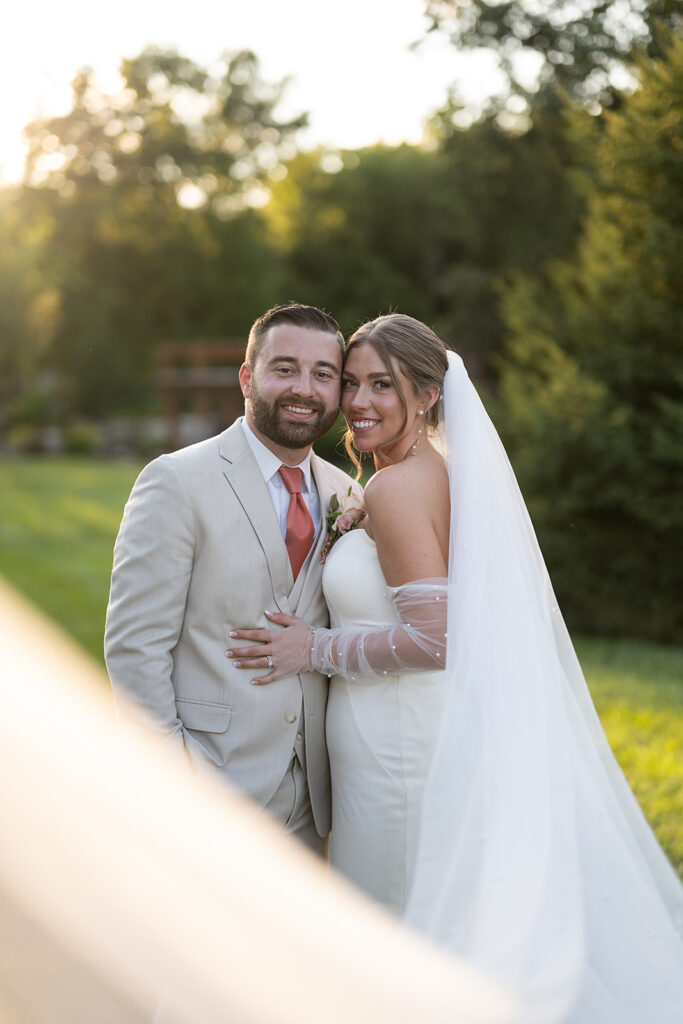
[241,419,321,540]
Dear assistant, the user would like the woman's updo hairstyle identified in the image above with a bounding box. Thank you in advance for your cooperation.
[344,313,450,475]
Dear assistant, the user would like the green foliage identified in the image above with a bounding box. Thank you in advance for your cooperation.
[268,146,451,333]
[431,108,583,366]
[14,48,297,416]
[423,0,681,112]
[3,43,587,422]
[63,421,102,455]
[269,118,582,371]
[0,192,61,415]
[499,32,683,641]
[24,48,305,204]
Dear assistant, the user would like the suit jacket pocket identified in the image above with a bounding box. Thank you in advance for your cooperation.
[176,698,233,767]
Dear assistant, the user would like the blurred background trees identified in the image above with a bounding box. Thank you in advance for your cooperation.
[499,31,683,641]
[11,48,301,416]
[1,5,681,641]
[422,0,681,111]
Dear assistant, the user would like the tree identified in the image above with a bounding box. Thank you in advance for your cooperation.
[422,0,682,114]
[429,106,583,368]
[268,146,455,336]
[268,119,582,375]
[17,48,301,415]
[24,48,305,210]
[0,191,60,426]
[498,31,683,641]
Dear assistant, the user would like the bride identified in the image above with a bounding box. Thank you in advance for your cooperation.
[231,314,683,1022]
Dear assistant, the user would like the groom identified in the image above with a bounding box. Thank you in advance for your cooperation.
[105,303,358,854]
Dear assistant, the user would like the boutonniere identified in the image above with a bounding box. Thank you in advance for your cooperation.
[321,486,366,563]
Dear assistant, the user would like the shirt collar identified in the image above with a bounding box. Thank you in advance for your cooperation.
[241,419,315,492]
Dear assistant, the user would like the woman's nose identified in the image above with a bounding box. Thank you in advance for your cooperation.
[348,386,369,409]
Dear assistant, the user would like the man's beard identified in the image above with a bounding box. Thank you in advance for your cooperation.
[248,382,339,449]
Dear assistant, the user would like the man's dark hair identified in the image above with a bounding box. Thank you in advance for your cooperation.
[245,303,345,367]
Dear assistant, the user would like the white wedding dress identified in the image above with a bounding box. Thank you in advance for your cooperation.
[317,350,683,1023]
[324,529,446,913]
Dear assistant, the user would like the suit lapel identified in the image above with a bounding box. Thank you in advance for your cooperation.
[219,421,293,608]
[312,452,343,522]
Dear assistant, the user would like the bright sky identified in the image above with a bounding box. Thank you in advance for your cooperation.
[0,0,506,185]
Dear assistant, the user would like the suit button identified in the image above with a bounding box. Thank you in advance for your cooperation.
[284,712,297,724]
[296,731,303,742]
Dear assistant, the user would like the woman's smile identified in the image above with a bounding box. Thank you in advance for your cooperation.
[350,417,381,433]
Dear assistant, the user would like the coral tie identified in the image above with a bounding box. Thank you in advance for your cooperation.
[278,465,315,580]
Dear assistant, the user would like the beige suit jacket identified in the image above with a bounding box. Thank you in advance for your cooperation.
[104,419,359,836]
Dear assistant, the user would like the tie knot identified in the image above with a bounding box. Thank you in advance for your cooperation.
[279,465,303,495]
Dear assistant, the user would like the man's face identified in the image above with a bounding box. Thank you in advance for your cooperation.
[239,324,342,456]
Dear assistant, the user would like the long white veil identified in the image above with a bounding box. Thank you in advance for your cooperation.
[406,351,683,1023]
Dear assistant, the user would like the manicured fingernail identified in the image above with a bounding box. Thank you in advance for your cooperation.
[250,679,260,685]
[229,631,237,637]
[233,661,241,668]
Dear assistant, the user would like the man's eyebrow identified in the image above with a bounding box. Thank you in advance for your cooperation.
[267,355,340,372]
[265,355,297,365]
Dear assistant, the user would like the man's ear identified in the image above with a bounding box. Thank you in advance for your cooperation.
[239,362,252,399]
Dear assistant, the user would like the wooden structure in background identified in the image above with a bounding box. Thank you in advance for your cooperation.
[157,339,246,450]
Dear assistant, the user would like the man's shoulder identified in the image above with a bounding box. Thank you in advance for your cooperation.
[153,421,245,472]
[130,422,245,498]
[162,433,220,467]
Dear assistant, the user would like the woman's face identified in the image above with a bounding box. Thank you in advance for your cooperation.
[341,343,423,459]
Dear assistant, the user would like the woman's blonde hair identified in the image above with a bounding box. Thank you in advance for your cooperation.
[343,314,449,477]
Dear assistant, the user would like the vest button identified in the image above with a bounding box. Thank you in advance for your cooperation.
[284,712,297,724]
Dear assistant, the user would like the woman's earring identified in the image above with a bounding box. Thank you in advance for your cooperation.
[408,411,425,458]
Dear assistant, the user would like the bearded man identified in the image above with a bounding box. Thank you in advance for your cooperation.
[105,304,359,852]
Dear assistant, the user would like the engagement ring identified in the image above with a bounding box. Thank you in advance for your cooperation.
[266,655,274,669]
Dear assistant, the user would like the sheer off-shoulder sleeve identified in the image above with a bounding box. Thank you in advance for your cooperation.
[307,578,448,679]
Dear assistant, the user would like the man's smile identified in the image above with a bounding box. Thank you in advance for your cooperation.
[280,402,319,419]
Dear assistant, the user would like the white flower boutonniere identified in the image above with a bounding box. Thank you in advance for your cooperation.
[321,486,366,563]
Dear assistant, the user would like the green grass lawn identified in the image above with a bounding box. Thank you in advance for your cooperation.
[0,456,143,660]
[575,636,683,878]
[1,456,682,878]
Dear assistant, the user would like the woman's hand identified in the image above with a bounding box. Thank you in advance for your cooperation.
[225,611,313,685]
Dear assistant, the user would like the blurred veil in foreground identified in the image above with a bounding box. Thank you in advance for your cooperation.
[0,576,513,1024]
